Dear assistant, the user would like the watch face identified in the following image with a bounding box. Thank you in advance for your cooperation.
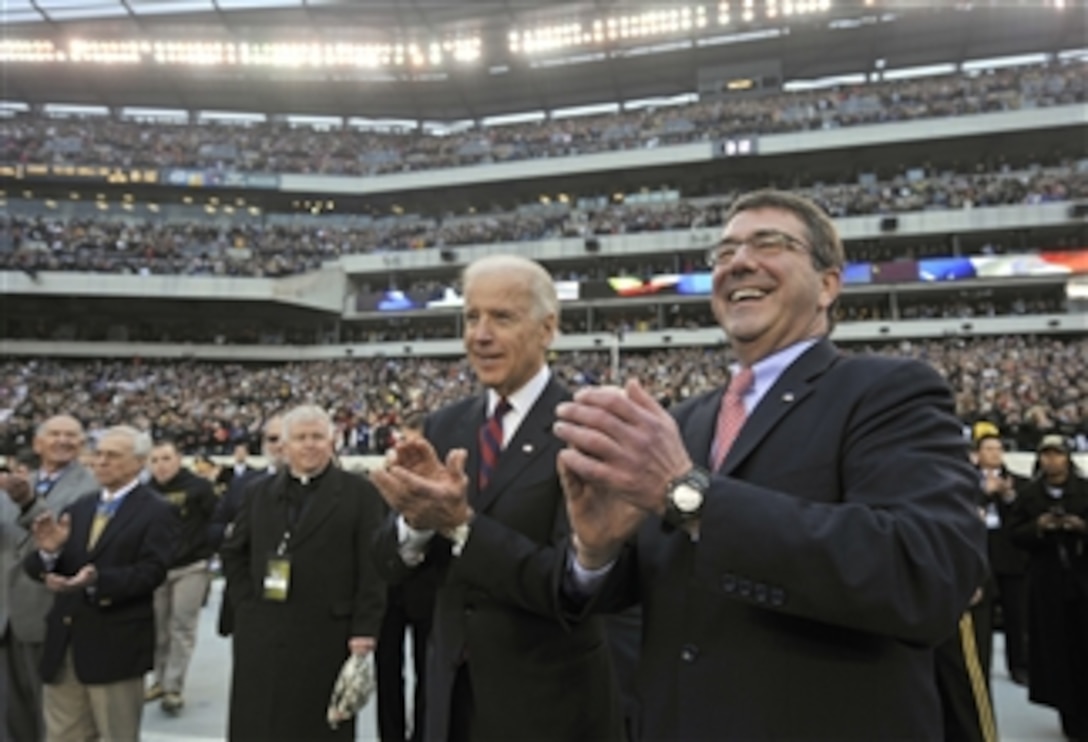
[672,483,703,513]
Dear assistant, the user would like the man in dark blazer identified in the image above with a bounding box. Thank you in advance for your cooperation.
[22,425,176,742]
[375,412,437,742]
[2,415,98,742]
[215,442,258,492]
[372,254,623,741]
[974,432,1030,684]
[208,414,283,638]
[221,405,385,742]
[554,189,988,740]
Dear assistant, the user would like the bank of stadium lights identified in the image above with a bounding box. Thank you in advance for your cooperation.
[509,7,708,54]
[508,1,837,55]
[0,37,481,69]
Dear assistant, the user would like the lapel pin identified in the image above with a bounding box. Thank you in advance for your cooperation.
[522,444,534,454]
[781,392,795,403]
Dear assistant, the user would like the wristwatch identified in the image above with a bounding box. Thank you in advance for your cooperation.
[663,466,711,529]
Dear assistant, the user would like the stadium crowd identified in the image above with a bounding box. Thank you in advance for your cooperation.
[2,161,1085,278]
[1,335,1085,456]
[2,62,1083,177]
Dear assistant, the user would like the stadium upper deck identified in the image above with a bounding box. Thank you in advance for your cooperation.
[1,1,1086,361]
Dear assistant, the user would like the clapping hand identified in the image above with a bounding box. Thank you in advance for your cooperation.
[30,511,71,553]
[44,564,97,593]
[370,438,471,532]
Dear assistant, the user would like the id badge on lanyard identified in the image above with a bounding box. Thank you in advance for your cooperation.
[263,533,292,602]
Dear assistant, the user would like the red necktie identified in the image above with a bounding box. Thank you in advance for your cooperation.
[478,398,512,490]
[711,367,754,471]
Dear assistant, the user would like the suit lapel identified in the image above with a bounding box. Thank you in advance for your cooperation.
[66,497,97,560]
[473,379,565,515]
[462,395,488,510]
[719,340,841,475]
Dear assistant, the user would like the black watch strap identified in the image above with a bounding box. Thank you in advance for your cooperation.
[663,466,711,530]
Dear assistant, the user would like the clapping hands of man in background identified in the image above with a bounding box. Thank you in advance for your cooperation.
[31,505,99,594]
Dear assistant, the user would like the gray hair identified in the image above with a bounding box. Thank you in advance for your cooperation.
[462,255,559,321]
[282,405,335,439]
[99,425,152,460]
[34,414,85,440]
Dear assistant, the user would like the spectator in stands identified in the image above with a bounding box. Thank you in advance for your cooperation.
[2,61,1082,178]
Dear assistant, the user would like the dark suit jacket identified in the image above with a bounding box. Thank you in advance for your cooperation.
[208,467,269,550]
[578,340,987,741]
[1007,473,1088,712]
[978,466,1030,576]
[216,463,258,489]
[221,466,386,741]
[374,376,623,742]
[23,485,177,685]
[209,467,272,637]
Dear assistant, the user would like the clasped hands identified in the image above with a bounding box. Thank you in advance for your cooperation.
[553,380,694,569]
[370,438,473,533]
[1037,511,1087,533]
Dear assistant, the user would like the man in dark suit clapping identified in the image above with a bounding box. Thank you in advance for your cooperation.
[22,425,176,742]
[372,255,624,741]
[554,189,988,741]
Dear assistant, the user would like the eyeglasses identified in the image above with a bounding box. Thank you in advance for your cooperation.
[707,229,810,268]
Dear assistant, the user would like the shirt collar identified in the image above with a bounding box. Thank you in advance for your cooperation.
[730,338,819,410]
[487,365,552,418]
[38,462,72,482]
[101,477,141,504]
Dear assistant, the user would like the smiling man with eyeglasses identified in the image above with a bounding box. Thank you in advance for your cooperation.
[554,188,988,740]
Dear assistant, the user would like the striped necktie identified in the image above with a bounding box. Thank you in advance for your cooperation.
[478,398,512,491]
[710,367,755,471]
[88,497,124,550]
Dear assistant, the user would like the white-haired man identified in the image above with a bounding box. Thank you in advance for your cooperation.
[222,404,386,741]
[23,425,176,742]
[1,415,98,742]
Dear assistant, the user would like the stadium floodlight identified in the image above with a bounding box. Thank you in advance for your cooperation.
[0,35,480,70]
[0,39,63,63]
[509,6,708,56]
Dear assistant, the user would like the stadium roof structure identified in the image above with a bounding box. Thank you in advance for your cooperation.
[1,1,1082,121]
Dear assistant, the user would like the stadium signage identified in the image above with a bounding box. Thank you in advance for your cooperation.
[162,169,280,190]
[0,163,159,184]
[353,250,1088,312]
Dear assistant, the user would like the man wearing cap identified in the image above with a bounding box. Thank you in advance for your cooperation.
[1009,434,1088,741]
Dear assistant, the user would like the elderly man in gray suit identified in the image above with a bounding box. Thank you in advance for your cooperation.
[1,415,97,742]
